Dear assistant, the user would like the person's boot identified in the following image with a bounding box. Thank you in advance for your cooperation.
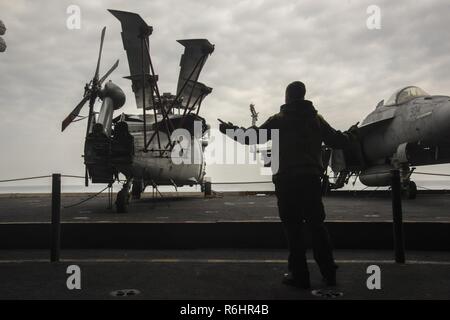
[282,272,311,289]
[323,272,336,286]
[322,264,338,286]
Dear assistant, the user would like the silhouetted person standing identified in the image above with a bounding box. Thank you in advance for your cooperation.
[219,81,353,289]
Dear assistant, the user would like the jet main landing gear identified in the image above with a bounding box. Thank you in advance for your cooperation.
[399,165,417,200]
[403,180,417,200]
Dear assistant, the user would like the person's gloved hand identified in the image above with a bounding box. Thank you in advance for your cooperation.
[218,119,238,134]
[346,122,360,140]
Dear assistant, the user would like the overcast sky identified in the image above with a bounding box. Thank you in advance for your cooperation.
[1,0,450,188]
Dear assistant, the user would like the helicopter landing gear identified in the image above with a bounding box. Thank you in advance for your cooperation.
[131,180,143,200]
[321,174,330,195]
[116,181,131,213]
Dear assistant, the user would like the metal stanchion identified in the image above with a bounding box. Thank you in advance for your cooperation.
[391,169,405,263]
[204,177,212,197]
[51,173,61,262]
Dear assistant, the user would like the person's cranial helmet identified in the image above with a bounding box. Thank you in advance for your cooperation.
[285,81,306,103]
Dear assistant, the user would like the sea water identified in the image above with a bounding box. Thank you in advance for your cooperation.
[0,180,449,194]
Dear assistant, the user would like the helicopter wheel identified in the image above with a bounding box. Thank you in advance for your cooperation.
[116,188,130,213]
[404,180,417,200]
[131,181,143,200]
[321,175,330,196]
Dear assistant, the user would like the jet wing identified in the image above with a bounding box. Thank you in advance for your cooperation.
[358,107,396,136]
[109,9,153,109]
[176,39,214,111]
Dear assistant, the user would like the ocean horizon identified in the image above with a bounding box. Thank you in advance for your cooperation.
[0,179,449,194]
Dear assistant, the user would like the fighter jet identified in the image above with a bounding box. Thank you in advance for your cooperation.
[324,85,450,198]
[61,10,214,212]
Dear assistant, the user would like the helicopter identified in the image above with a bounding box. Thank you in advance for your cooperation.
[61,10,214,212]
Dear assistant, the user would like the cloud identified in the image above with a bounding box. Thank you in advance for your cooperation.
[1,0,450,184]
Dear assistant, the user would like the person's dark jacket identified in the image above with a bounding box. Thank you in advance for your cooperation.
[225,100,350,180]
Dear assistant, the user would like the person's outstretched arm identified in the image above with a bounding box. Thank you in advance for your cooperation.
[219,115,279,145]
[318,115,352,149]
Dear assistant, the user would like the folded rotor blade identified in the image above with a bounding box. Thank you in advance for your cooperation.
[182,80,212,111]
[61,95,90,132]
[109,9,153,110]
[94,27,106,81]
[99,59,119,85]
[176,39,214,107]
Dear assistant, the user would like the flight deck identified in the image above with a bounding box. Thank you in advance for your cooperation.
[1,191,450,223]
[0,191,449,300]
[0,191,449,250]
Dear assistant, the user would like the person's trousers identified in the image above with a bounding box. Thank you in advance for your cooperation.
[274,174,335,280]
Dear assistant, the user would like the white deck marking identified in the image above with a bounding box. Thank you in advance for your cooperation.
[1,258,450,265]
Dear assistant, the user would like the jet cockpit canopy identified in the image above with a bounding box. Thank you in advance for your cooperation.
[384,86,429,106]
